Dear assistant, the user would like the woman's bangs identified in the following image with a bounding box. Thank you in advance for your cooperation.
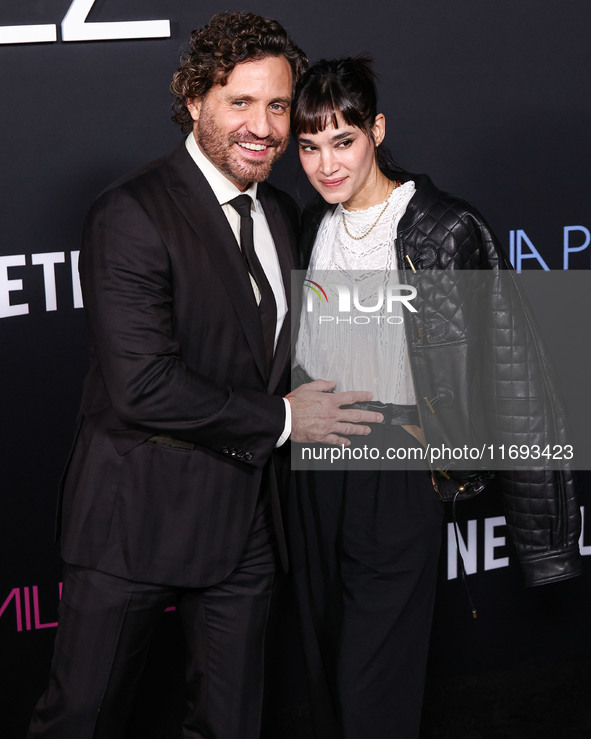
[294,99,339,136]
[293,71,370,136]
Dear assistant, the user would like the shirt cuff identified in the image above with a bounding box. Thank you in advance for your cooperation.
[275,397,292,447]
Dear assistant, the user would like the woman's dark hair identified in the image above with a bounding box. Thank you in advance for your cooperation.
[292,55,403,173]
[171,12,308,133]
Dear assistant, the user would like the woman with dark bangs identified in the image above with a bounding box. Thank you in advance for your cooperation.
[289,55,443,739]
[288,56,580,738]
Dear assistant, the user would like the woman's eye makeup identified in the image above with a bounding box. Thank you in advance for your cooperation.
[297,131,358,153]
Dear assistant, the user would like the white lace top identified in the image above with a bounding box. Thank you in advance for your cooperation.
[295,180,417,405]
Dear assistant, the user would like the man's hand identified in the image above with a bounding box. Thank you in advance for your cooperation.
[288,379,384,446]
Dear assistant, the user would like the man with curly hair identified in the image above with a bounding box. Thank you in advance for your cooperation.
[27,11,383,739]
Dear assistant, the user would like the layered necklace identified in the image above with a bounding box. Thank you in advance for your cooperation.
[341,179,402,240]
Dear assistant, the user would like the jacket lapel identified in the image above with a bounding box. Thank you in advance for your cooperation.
[164,144,268,381]
[258,184,296,393]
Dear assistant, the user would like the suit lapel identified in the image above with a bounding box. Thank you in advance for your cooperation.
[164,144,268,381]
[258,185,296,393]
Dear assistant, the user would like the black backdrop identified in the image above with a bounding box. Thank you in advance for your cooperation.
[2,1,591,736]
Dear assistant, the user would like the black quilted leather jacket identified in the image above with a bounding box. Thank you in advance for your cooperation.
[300,171,582,587]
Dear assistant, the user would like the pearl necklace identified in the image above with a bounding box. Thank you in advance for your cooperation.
[340,180,402,240]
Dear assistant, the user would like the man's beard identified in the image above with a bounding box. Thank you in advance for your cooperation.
[196,104,288,187]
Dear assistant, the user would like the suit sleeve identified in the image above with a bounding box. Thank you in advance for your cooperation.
[79,187,285,468]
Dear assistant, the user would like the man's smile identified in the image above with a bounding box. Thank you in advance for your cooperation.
[237,142,270,152]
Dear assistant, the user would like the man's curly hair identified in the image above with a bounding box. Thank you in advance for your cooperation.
[171,12,308,133]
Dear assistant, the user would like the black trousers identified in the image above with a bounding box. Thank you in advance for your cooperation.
[289,426,444,739]
[27,495,275,739]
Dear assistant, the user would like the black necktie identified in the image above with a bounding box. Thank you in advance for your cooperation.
[228,194,277,368]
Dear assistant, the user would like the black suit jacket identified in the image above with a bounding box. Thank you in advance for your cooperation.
[58,142,297,587]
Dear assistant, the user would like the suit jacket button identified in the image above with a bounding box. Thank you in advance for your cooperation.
[229,448,237,457]
[221,447,229,455]
[244,452,253,461]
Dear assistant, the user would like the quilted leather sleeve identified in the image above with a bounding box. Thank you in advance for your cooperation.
[397,180,582,586]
